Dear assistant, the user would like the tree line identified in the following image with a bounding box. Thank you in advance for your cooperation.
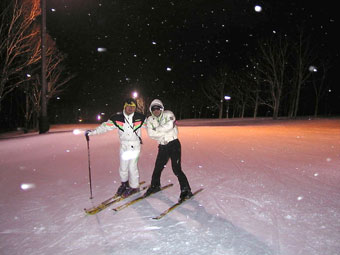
[134,30,332,121]
[196,32,332,120]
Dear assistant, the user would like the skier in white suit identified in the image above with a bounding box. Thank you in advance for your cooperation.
[85,98,146,197]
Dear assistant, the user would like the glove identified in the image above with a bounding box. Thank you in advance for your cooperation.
[85,130,91,141]
[150,122,159,131]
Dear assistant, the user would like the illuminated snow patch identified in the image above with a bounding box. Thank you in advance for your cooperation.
[144,226,162,230]
[21,183,36,190]
[73,129,82,135]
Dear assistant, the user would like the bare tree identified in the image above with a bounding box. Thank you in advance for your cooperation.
[20,77,40,131]
[45,40,75,101]
[1,0,74,129]
[24,36,75,129]
[230,73,249,118]
[202,67,231,118]
[257,36,289,119]
[0,0,41,112]
[312,60,330,117]
[288,29,316,118]
[245,61,266,118]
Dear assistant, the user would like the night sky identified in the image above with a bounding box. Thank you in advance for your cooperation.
[46,0,339,120]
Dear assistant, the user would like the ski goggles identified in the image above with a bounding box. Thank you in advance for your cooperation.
[151,105,163,111]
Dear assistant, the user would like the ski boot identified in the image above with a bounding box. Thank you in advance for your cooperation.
[122,187,140,198]
[116,181,129,196]
[144,185,161,197]
[179,187,193,202]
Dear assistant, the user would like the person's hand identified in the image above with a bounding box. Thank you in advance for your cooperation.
[151,120,160,131]
[150,122,158,131]
[85,130,91,141]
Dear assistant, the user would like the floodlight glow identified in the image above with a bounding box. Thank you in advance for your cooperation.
[132,91,138,98]
[254,5,262,12]
[309,66,318,72]
[97,47,107,52]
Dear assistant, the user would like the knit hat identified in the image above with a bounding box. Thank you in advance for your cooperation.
[123,98,137,108]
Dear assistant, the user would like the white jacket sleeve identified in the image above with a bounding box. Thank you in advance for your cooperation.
[146,117,163,140]
[146,111,178,144]
[156,111,176,133]
[89,120,116,135]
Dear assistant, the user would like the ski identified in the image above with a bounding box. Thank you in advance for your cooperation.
[84,181,146,215]
[152,188,204,220]
[112,183,174,212]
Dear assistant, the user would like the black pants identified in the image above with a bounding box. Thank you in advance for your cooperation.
[151,139,191,191]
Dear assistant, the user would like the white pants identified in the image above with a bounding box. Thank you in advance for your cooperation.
[119,141,141,188]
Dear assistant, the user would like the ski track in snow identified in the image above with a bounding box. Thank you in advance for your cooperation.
[0,118,340,255]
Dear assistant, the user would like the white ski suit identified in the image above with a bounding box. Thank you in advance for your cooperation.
[88,111,145,188]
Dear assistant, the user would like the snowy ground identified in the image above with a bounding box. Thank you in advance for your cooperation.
[0,118,340,255]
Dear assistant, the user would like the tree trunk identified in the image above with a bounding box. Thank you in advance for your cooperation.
[218,82,225,119]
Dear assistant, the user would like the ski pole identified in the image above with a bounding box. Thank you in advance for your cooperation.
[85,132,93,199]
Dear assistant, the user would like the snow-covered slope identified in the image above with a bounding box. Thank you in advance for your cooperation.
[1,118,339,255]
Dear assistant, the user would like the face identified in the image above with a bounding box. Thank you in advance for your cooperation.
[152,108,162,117]
[125,105,136,115]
